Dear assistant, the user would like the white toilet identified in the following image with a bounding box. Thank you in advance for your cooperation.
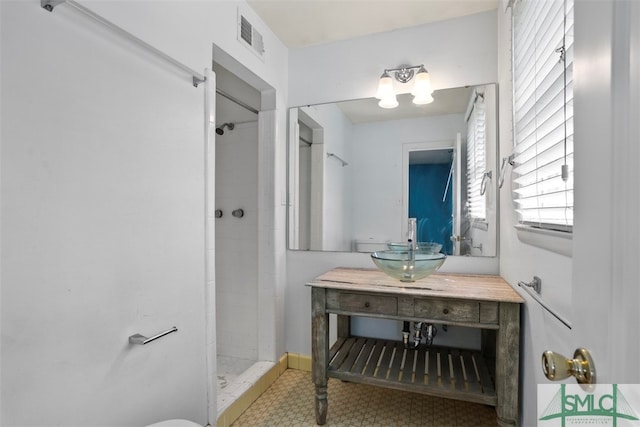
[145,420,202,427]
[355,239,388,252]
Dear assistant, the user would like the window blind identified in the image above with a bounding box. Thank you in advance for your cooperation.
[512,0,574,231]
[466,96,487,220]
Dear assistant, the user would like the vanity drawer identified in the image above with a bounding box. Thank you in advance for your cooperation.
[338,293,397,316]
[479,302,499,324]
[413,298,479,323]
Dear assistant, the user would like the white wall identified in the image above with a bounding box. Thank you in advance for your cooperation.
[0,1,289,425]
[1,3,207,425]
[285,10,499,355]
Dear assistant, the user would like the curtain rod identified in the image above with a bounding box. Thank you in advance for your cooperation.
[216,88,260,115]
[41,0,205,87]
[299,136,312,146]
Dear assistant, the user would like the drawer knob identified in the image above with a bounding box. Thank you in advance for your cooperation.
[364,302,371,308]
[443,308,450,315]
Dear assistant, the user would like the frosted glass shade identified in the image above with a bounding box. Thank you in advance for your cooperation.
[375,73,394,100]
[378,94,399,108]
[411,68,433,97]
[412,93,434,105]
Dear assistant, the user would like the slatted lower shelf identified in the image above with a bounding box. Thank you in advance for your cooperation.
[328,337,497,406]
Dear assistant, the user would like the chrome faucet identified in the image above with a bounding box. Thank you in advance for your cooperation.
[407,218,417,251]
[405,218,416,281]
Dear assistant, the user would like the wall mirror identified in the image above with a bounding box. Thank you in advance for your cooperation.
[287,83,498,257]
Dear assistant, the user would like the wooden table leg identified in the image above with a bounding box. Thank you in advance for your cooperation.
[337,314,350,339]
[312,287,329,425]
[495,302,520,427]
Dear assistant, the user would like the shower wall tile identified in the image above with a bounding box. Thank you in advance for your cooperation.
[216,290,258,359]
[215,218,258,242]
[215,172,257,198]
[216,262,257,293]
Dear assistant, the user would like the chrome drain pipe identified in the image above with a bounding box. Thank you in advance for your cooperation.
[402,321,437,349]
[423,323,437,346]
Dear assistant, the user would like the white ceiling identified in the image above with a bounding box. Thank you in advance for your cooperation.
[248,0,498,49]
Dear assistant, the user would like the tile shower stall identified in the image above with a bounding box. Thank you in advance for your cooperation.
[213,65,274,414]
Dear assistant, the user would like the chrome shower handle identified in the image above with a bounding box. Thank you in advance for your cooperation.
[129,326,177,345]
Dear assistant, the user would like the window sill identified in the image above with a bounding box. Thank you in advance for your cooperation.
[514,224,572,257]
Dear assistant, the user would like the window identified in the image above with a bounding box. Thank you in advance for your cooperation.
[466,93,487,221]
[512,0,574,232]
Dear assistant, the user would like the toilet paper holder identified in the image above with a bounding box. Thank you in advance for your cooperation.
[129,326,178,345]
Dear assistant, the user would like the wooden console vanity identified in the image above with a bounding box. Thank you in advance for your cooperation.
[308,267,524,427]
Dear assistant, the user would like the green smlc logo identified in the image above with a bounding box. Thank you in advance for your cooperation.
[540,384,640,426]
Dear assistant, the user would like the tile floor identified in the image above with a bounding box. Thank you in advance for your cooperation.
[231,369,499,426]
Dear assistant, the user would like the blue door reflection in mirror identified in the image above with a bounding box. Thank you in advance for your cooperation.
[408,149,454,255]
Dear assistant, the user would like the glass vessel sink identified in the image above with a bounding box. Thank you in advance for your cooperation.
[387,241,443,254]
[371,250,446,282]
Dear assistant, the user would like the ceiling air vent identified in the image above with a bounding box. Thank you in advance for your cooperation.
[238,11,265,60]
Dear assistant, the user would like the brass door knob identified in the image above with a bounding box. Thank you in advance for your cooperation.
[542,348,596,384]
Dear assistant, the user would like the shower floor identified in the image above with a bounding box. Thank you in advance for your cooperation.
[217,355,256,390]
[217,355,275,413]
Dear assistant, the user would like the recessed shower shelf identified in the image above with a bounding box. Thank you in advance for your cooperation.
[328,337,497,406]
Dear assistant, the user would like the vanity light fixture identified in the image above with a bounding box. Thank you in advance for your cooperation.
[375,64,434,108]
